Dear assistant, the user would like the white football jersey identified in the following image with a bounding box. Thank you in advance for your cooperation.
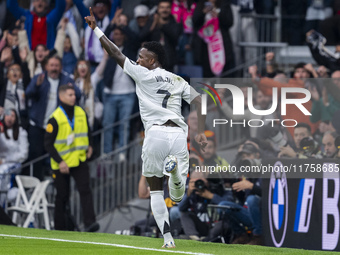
[123,58,199,134]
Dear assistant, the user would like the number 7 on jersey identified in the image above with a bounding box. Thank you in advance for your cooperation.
[157,89,171,108]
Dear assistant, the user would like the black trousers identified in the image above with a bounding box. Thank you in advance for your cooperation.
[53,161,96,230]
[21,125,46,181]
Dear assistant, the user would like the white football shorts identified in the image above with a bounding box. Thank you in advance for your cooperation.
[142,125,189,178]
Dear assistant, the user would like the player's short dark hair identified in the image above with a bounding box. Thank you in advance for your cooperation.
[58,83,75,94]
[142,41,166,68]
[295,122,311,134]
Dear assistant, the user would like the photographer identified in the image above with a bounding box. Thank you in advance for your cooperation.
[178,171,233,241]
[278,123,312,158]
[217,144,262,245]
[322,131,338,158]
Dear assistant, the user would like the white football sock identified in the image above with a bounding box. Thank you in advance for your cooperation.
[169,175,186,202]
[150,190,173,243]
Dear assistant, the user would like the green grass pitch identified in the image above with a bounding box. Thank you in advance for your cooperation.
[0,225,338,255]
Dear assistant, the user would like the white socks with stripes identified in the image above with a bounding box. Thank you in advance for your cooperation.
[169,173,186,203]
[150,191,173,243]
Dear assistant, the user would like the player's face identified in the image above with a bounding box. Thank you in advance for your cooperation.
[60,89,76,106]
[136,48,154,70]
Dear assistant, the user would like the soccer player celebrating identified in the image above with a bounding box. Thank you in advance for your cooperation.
[85,7,207,248]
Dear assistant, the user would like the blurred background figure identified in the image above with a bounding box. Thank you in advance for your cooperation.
[0,109,29,165]
[139,0,182,71]
[192,0,235,77]
[101,27,136,159]
[7,0,65,50]
[0,109,28,208]
[129,5,150,38]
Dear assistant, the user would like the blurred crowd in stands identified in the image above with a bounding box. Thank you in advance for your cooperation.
[1,0,340,245]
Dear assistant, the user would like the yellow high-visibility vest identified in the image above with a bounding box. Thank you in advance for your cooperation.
[50,106,89,170]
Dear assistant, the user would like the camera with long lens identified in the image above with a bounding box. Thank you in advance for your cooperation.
[240,158,262,168]
[238,158,262,178]
[233,143,262,178]
[208,178,225,196]
[300,136,321,158]
[194,178,225,196]
[194,179,206,192]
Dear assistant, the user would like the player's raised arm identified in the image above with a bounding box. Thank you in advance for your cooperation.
[84,7,126,68]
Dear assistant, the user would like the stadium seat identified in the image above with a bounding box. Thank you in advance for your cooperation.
[7,175,51,230]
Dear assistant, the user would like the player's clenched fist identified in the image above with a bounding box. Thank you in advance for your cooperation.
[84,7,97,30]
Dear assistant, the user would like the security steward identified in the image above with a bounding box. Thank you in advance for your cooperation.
[44,84,99,232]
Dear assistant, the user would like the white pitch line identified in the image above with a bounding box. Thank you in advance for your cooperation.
[0,234,213,255]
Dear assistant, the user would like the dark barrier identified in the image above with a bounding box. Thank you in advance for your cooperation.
[262,158,340,251]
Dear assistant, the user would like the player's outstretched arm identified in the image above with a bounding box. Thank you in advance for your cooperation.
[191,95,208,151]
[84,7,126,68]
